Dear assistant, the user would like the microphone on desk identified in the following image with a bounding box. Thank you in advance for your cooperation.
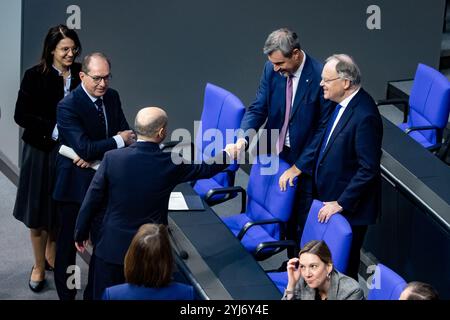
[168,227,189,260]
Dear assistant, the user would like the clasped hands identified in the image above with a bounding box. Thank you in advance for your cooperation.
[73,130,136,168]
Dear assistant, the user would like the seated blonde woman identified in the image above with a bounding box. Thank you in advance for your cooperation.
[283,240,364,300]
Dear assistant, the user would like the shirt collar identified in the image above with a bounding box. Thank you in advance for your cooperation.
[52,65,71,77]
[292,50,306,78]
[81,83,102,103]
[338,87,360,108]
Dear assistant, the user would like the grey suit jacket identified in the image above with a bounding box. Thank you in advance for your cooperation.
[282,270,364,300]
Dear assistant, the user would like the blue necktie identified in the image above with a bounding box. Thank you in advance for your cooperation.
[319,104,342,154]
[315,104,342,181]
[94,98,107,138]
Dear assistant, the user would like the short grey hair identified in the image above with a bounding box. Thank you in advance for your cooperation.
[326,54,361,86]
[82,52,111,73]
[263,28,301,57]
[134,109,168,138]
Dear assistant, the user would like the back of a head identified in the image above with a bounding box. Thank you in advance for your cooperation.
[134,106,168,140]
[299,240,333,266]
[124,223,174,288]
[401,281,439,300]
[263,28,301,57]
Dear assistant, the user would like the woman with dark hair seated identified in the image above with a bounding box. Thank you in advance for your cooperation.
[102,223,194,300]
[283,240,364,300]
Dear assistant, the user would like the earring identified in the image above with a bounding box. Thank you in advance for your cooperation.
[327,272,331,279]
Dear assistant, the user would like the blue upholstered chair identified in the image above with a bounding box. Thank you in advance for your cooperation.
[367,263,407,300]
[213,156,297,261]
[268,200,353,293]
[378,63,450,151]
[192,83,246,205]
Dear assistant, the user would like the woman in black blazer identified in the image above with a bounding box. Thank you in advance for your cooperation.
[13,25,82,292]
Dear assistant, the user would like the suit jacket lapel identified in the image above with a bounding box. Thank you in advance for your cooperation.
[290,55,313,120]
[103,90,113,136]
[321,90,361,159]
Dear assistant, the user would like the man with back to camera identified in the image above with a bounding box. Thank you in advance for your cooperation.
[74,106,236,299]
[53,52,135,300]
[313,54,383,280]
[231,28,333,264]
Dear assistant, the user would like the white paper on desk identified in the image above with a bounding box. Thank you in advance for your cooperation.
[58,145,101,171]
[169,192,189,210]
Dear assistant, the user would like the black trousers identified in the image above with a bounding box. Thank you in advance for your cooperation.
[54,202,79,300]
[285,176,313,258]
[54,201,98,300]
[93,255,125,300]
[279,146,314,259]
[347,225,368,281]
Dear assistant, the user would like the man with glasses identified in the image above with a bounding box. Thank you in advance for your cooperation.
[314,54,382,280]
[231,28,333,266]
[53,52,135,300]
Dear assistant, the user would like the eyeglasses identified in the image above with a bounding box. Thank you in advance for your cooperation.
[57,46,79,55]
[321,77,341,84]
[85,73,112,84]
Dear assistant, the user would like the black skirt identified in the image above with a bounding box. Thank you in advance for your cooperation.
[13,142,58,230]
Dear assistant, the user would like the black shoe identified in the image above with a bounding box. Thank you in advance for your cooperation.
[45,259,54,272]
[277,260,289,272]
[29,266,46,293]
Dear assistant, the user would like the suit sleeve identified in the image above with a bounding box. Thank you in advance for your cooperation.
[337,114,383,211]
[74,155,109,242]
[295,92,335,176]
[57,99,118,161]
[14,69,54,135]
[177,150,230,182]
[240,63,271,133]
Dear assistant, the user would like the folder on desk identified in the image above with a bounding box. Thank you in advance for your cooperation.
[169,192,205,211]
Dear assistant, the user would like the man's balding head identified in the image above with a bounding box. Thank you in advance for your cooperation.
[134,107,168,142]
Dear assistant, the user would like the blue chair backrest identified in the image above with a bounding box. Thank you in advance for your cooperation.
[367,263,407,300]
[246,156,297,239]
[195,83,245,177]
[408,63,450,144]
[300,200,353,273]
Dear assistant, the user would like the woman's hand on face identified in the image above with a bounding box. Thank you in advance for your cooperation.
[286,257,301,285]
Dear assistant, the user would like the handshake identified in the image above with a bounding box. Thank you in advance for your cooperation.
[224,138,247,161]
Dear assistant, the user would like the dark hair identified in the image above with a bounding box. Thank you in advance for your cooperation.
[263,28,301,58]
[404,281,439,300]
[38,24,82,73]
[299,240,333,266]
[124,224,173,288]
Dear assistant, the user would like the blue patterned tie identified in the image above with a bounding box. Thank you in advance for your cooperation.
[94,98,107,137]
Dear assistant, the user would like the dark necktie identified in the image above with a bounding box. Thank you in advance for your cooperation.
[94,98,107,137]
[277,75,293,154]
[315,104,343,181]
[320,104,343,154]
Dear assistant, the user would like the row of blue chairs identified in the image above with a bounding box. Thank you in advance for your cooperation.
[190,67,443,298]
[194,63,450,209]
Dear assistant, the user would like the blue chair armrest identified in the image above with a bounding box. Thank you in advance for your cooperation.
[205,186,246,212]
[255,240,297,262]
[237,218,284,240]
[404,125,439,135]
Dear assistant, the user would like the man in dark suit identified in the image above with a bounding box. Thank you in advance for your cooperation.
[314,54,383,280]
[74,106,234,299]
[53,52,135,300]
[233,28,332,260]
